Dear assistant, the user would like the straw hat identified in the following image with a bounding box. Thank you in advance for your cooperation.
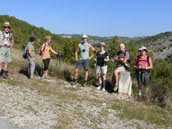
[3,22,10,28]
[99,42,106,47]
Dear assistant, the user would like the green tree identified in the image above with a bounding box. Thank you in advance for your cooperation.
[108,36,120,58]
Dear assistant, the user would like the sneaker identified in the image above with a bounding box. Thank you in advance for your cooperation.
[102,87,106,91]
[97,85,102,90]
[82,81,87,87]
[138,92,142,97]
[41,74,46,79]
[114,84,118,92]
[45,75,49,79]
[71,80,77,85]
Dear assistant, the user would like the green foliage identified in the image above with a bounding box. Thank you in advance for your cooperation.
[118,107,169,126]
[108,36,120,58]
[150,60,172,107]
[111,102,170,127]
[62,38,80,63]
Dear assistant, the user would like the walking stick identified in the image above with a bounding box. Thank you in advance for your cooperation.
[56,52,63,73]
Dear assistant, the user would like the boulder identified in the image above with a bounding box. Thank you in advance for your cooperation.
[118,71,132,96]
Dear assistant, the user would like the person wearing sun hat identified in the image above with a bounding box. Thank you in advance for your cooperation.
[95,42,109,91]
[0,22,14,79]
[134,46,153,98]
[71,34,96,87]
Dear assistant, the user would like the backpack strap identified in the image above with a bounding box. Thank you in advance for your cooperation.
[147,56,150,66]
[124,50,127,57]
[9,32,12,40]
[124,50,130,62]
[136,55,140,66]
[42,43,46,52]
[2,31,5,40]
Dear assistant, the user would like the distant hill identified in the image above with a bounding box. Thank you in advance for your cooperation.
[135,32,172,60]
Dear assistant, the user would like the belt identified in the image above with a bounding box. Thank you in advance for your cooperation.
[0,45,10,48]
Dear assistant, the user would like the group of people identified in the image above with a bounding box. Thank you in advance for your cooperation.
[25,36,58,79]
[0,21,153,98]
[71,34,153,98]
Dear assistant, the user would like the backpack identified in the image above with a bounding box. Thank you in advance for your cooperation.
[23,45,28,59]
[39,43,46,56]
[136,55,150,72]
[118,50,130,68]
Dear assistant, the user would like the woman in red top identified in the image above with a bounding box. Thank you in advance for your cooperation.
[134,46,153,98]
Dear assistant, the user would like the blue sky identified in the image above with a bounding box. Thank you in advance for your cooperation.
[1,0,172,37]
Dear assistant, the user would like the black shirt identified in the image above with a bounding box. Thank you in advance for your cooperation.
[96,51,108,66]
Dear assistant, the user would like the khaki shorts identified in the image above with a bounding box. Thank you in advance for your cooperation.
[0,47,11,62]
[96,65,107,74]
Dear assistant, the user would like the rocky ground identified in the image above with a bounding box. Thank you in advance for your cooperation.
[0,72,171,129]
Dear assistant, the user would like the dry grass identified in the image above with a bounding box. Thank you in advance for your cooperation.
[10,48,75,79]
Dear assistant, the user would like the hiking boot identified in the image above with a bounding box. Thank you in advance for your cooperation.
[82,81,87,87]
[71,80,77,85]
[5,72,9,76]
[2,73,10,79]
[143,94,147,100]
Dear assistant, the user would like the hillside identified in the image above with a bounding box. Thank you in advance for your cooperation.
[136,32,172,60]
[0,48,171,129]
[0,15,66,53]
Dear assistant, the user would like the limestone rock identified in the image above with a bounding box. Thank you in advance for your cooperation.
[118,71,132,96]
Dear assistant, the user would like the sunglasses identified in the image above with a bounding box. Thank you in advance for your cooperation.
[99,46,105,48]
[4,26,10,29]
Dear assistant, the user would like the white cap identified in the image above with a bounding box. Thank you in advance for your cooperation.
[82,34,88,39]
[138,46,147,52]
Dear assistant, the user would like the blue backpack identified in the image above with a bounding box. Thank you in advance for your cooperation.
[23,45,28,59]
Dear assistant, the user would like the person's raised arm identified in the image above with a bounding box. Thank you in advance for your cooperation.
[50,47,58,55]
